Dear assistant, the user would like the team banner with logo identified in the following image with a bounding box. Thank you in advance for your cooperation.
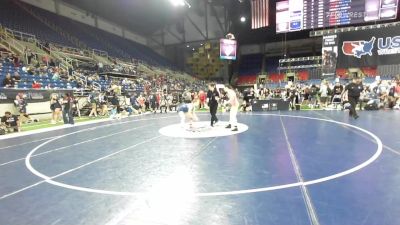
[337,26,400,67]
[322,34,338,77]
[0,89,73,103]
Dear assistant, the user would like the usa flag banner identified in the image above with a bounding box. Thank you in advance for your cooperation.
[251,0,269,29]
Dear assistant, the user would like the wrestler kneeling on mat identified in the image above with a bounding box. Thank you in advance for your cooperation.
[178,99,199,128]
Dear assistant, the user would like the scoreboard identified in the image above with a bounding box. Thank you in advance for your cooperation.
[276,0,398,33]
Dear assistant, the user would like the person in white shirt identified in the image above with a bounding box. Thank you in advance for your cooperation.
[320,80,329,108]
[224,85,239,132]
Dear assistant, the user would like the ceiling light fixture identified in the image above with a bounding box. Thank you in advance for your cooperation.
[168,0,191,8]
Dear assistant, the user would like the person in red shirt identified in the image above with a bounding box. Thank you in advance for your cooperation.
[394,80,400,109]
[199,90,206,109]
[156,91,161,111]
[395,80,400,96]
[32,81,41,89]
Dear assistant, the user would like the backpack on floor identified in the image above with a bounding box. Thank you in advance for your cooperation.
[364,102,379,110]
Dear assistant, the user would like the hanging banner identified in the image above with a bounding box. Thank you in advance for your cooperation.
[322,34,338,77]
[220,39,237,60]
[337,25,400,68]
[0,89,73,103]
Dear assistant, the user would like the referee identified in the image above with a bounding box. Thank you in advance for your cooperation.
[207,83,219,127]
[343,77,363,119]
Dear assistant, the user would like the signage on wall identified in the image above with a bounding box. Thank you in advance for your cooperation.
[220,39,237,60]
[337,26,400,67]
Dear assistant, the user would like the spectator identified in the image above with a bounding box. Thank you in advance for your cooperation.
[50,94,62,124]
[199,90,206,109]
[32,80,41,89]
[88,92,98,118]
[394,80,400,109]
[1,111,20,133]
[52,72,60,81]
[98,93,109,116]
[309,84,319,108]
[12,54,20,67]
[319,80,330,108]
[110,94,120,119]
[2,73,15,88]
[15,93,31,125]
[130,93,142,114]
[388,81,397,109]
[49,59,56,67]
[13,72,21,82]
[26,49,34,64]
[150,93,157,113]
[62,93,74,125]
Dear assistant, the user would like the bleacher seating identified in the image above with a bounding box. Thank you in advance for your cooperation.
[0,0,175,69]
[297,71,309,81]
[23,2,174,68]
[362,67,378,77]
[236,75,257,86]
[0,61,78,89]
[0,0,74,46]
[238,54,263,76]
[265,57,280,73]
[268,73,285,82]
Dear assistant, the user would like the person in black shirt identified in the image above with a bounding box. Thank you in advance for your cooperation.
[331,82,343,100]
[150,93,157,114]
[207,83,220,127]
[343,77,363,119]
[1,112,20,133]
[62,93,75,125]
[2,73,15,88]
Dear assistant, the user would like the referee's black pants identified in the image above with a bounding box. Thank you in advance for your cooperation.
[348,96,359,117]
[210,104,218,125]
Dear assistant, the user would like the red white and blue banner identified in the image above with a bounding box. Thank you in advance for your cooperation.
[251,0,269,29]
[337,25,400,67]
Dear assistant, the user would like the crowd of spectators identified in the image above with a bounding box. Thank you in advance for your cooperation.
[1,51,73,89]
[241,77,400,111]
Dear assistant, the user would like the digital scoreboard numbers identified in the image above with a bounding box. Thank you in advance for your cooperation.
[276,0,399,33]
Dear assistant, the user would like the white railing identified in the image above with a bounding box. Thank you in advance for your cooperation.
[91,81,102,91]
[50,43,92,58]
[59,62,69,71]
[0,31,25,55]
[93,49,108,58]
[4,28,36,43]
[72,71,87,87]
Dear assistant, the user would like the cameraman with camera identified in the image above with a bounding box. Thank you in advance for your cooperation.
[1,111,20,134]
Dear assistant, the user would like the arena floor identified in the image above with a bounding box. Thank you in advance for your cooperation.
[0,111,399,225]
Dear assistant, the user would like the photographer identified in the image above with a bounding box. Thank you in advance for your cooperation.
[1,112,20,133]
[242,88,254,112]
[15,93,31,125]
